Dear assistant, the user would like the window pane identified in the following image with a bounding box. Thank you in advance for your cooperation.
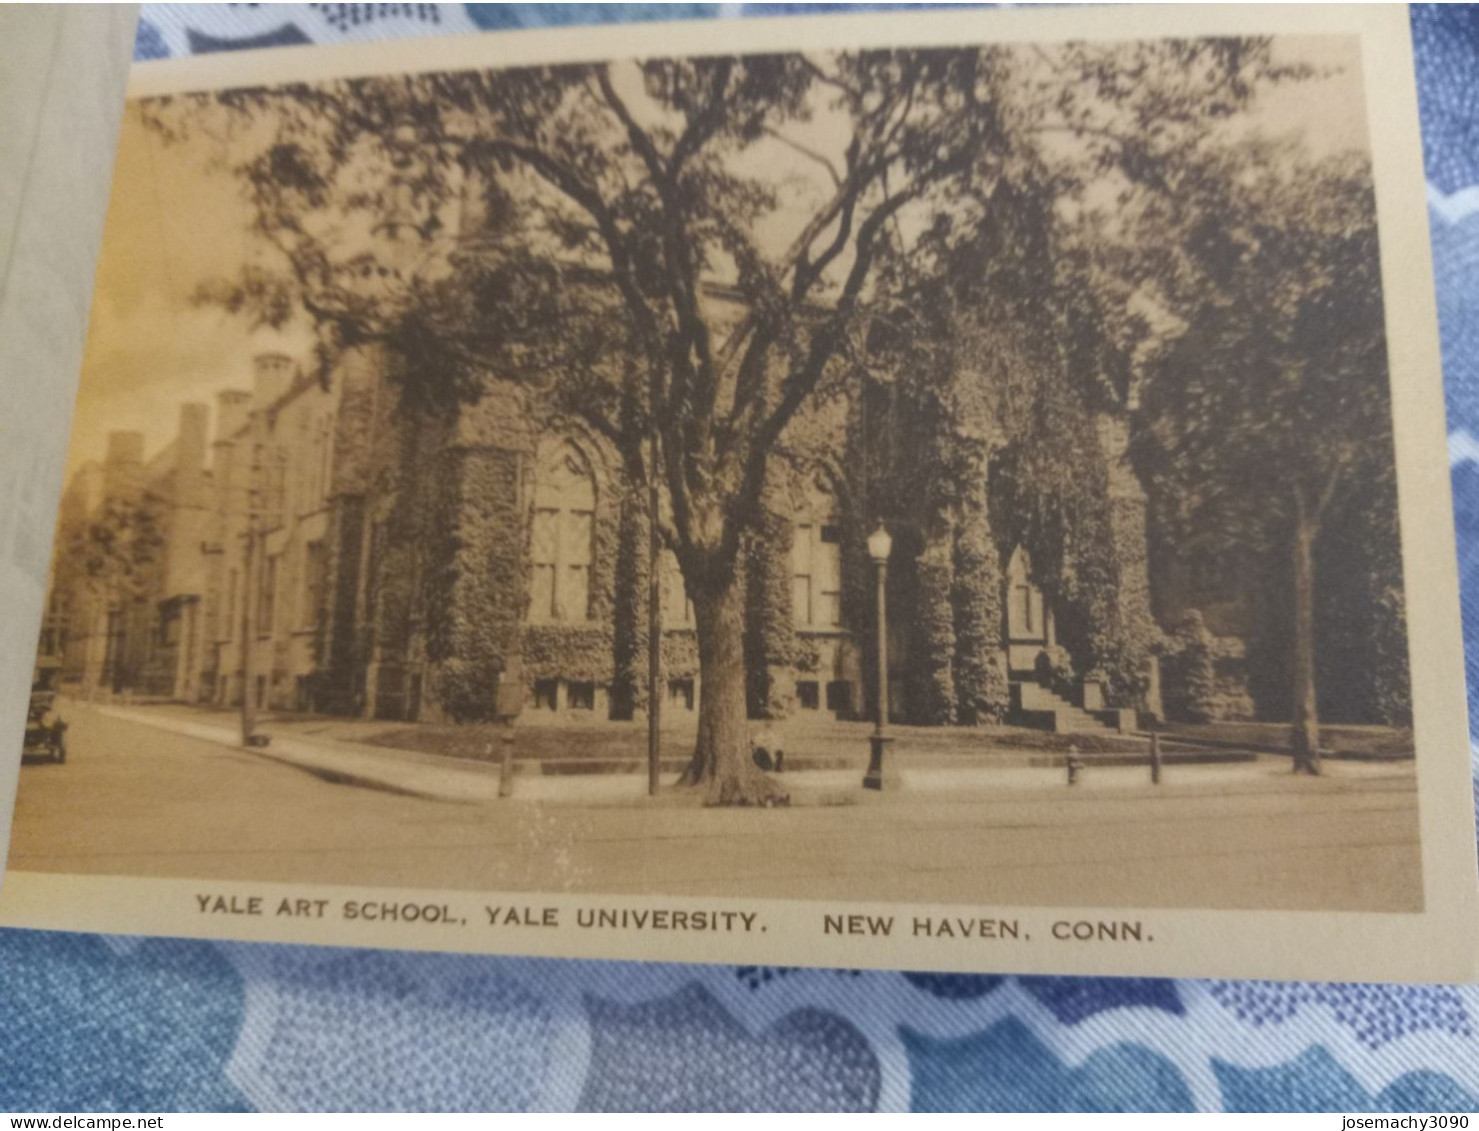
[564,564,590,622]
[1008,583,1048,637]
[793,523,813,575]
[816,538,841,592]
[818,589,840,628]
[531,509,558,565]
[665,574,693,625]
[793,575,811,626]
[562,509,593,566]
[531,564,556,621]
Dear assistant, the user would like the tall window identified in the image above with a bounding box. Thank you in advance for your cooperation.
[663,550,694,627]
[301,541,326,631]
[259,556,278,637]
[529,439,596,623]
[793,477,841,629]
[313,417,334,510]
[225,569,238,642]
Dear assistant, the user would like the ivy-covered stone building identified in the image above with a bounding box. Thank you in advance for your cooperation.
[275,311,1169,731]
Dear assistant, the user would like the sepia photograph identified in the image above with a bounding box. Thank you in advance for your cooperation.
[2,5,1474,981]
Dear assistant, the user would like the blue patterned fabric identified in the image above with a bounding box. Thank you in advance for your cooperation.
[903,1019,1196,1112]
[2,3,1478,1113]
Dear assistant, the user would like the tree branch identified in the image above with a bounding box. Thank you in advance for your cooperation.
[592,66,718,443]
[762,127,843,188]
[729,177,926,526]
[477,135,670,415]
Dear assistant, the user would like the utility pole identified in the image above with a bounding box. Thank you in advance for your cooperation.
[240,414,260,746]
[647,425,661,796]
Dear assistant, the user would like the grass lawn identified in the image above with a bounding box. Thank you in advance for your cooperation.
[355,714,1152,763]
[360,720,660,763]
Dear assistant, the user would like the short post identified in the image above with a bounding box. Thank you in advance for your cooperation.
[1066,744,1081,786]
[1150,731,1162,785]
[495,663,523,800]
[498,723,516,799]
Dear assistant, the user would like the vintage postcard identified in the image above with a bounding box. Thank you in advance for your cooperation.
[3,4,1474,983]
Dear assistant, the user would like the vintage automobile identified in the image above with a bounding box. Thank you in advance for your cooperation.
[24,657,67,764]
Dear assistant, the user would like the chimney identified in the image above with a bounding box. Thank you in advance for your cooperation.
[215,389,252,443]
[102,431,144,502]
[252,352,296,409]
[177,403,209,469]
[104,431,144,467]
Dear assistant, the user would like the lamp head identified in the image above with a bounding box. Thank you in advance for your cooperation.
[867,523,893,564]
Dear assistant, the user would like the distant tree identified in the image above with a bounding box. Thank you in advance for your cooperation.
[1131,143,1393,772]
[148,40,1296,802]
[67,491,167,607]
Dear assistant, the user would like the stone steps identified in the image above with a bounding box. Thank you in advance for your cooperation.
[1011,681,1118,734]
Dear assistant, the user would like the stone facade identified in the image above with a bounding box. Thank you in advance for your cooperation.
[201,353,340,713]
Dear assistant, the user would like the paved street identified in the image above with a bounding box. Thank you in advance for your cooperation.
[6,702,1423,911]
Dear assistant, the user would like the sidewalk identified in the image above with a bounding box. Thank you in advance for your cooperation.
[80,698,1414,808]
[89,701,508,803]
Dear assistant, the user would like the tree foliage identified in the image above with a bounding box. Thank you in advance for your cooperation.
[1132,141,1390,548]
[1129,141,1402,756]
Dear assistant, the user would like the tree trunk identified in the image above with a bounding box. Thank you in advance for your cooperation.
[680,567,789,806]
[1290,498,1321,775]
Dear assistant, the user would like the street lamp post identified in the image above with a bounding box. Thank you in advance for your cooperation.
[863,523,898,791]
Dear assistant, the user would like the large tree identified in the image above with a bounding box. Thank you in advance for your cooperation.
[150,39,1293,802]
[1129,141,1394,772]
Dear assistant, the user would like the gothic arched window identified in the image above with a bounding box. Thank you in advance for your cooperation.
[529,439,596,623]
[793,475,842,629]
